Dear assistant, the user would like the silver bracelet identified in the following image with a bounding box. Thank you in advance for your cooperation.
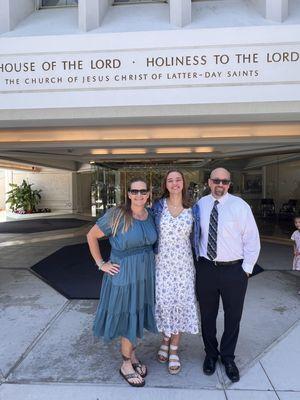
[96,260,106,271]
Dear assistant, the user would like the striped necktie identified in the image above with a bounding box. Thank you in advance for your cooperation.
[207,200,219,260]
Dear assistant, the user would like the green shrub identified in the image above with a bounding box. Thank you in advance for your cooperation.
[6,180,42,213]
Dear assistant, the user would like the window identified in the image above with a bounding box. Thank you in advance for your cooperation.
[39,0,78,8]
[114,0,166,4]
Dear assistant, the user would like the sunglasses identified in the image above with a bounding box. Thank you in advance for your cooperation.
[129,189,148,195]
[210,178,231,185]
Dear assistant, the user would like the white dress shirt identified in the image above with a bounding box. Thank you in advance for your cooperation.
[197,193,261,274]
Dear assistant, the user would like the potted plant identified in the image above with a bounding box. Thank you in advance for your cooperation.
[6,180,42,214]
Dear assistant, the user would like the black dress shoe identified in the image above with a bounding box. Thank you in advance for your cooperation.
[222,360,240,382]
[203,356,217,375]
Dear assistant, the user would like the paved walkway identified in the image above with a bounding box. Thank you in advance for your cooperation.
[0,215,299,400]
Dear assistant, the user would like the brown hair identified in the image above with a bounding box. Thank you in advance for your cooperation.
[160,169,191,208]
[110,178,148,236]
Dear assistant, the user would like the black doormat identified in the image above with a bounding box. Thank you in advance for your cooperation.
[31,240,111,299]
[0,218,91,234]
[249,263,264,277]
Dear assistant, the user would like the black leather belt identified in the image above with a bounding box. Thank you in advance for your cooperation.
[212,259,242,266]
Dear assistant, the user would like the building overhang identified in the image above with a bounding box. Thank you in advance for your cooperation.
[0,122,299,171]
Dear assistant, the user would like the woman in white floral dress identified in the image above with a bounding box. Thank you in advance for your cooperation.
[151,170,200,374]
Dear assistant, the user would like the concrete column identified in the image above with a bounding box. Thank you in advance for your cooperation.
[0,170,5,211]
[78,0,111,31]
[169,0,191,28]
[0,0,10,34]
[251,0,289,22]
[266,0,288,22]
[78,0,99,31]
[4,170,13,211]
[0,0,35,33]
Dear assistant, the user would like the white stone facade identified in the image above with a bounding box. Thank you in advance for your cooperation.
[0,1,292,34]
[0,0,299,128]
[4,169,76,212]
[0,1,299,214]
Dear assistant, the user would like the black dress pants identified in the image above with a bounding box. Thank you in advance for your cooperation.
[195,257,248,361]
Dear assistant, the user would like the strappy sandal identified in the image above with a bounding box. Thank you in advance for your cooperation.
[132,360,147,378]
[157,337,170,363]
[119,368,145,387]
[168,344,181,375]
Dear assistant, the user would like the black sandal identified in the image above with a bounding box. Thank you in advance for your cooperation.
[132,361,147,378]
[119,369,145,387]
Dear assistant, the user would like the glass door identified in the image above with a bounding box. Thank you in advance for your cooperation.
[91,163,206,215]
[91,165,121,214]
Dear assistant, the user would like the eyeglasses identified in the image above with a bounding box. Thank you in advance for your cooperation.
[129,189,148,195]
[210,178,231,185]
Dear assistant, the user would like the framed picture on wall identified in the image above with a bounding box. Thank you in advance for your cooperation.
[242,172,262,194]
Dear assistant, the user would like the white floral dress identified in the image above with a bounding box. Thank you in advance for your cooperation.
[155,200,199,337]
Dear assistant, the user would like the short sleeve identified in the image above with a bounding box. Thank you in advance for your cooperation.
[291,231,296,241]
[96,209,113,237]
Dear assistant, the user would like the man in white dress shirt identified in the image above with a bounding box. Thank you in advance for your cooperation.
[196,167,260,382]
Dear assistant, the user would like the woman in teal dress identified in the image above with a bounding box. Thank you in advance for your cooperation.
[86,178,157,387]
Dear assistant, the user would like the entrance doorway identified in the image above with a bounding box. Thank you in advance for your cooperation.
[90,162,207,214]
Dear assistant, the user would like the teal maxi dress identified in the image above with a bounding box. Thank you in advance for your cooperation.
[93,209,158,345]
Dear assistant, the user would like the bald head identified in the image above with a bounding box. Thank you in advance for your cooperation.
[210,168,231,180]
[208,167,231,199]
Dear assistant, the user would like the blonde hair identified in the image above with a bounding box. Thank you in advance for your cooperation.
[110,205,132,236]
[110,178,148,236]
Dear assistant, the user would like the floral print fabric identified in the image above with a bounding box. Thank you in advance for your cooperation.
[291,230,300,270]
[155,200,199,337]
